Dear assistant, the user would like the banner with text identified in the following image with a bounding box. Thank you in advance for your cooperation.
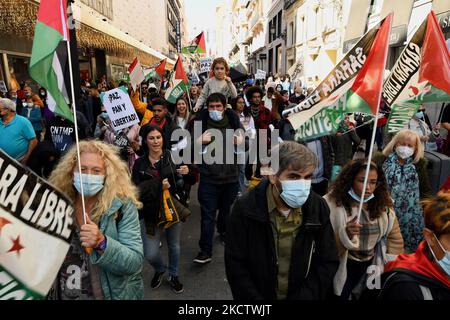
[283,20,382,129]
[101,86,139,132]
[0,150,74,300]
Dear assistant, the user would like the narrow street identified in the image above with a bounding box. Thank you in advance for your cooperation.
[143,184,233,300]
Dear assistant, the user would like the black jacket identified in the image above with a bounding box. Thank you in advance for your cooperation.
[191,109,242,185]
[225,179,339,300]
[132,150,195,229]
[377,269,450,300]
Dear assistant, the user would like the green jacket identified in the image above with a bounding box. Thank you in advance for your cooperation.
[90,198,144,300]
[372,152,432,199]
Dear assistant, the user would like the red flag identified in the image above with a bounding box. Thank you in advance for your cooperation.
[346,13,392,115]
[155,59,167,79]
[419,11,450,94]
[174,55,188,85]
[194,32,206,54]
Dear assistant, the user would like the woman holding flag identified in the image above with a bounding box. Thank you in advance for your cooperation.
[48,140,144,300]
[324,159,403,300]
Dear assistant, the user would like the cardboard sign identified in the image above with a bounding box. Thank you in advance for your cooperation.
[255,69,267,80]
[100,86,139,132]
[0,80,7,93]
[199,58,213,74]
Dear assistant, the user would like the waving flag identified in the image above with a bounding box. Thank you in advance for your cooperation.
[290,15,392,141]
[0,150,74,300]
[385,11,450,133]
[182,31,206,55]
[128,57,145,90]
[165,55,190,104]
[29,0,73,122]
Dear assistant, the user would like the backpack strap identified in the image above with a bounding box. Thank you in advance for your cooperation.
[419,285,433,300]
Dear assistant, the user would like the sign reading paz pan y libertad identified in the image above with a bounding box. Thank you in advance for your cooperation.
[101,86,139,132]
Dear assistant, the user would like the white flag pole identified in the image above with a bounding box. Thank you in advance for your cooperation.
[356,13,393,224]
[63,3,89,244]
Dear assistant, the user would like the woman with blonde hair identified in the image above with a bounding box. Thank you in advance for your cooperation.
[48,140,144,300]
[373,129,432,253]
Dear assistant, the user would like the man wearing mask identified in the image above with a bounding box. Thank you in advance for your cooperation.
[289,85,306,105]
[225,142,339,300]
[23,86,44,108]
[0,98,37,165]
[192,93,244,264]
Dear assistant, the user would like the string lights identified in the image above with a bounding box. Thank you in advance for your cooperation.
[0,0,160,65]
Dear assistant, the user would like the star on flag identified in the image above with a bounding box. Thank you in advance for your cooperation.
[0,215,25,257]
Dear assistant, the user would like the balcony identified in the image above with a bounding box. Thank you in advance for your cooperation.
[249,11,261,30]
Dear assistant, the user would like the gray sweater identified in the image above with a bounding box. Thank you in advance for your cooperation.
[194,77,238,110]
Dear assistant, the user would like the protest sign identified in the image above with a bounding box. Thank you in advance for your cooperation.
[0,81,7,93]
[0,150,74,300]
[100,86,139,132]
[199,58,213,74]
[255,69,267,80]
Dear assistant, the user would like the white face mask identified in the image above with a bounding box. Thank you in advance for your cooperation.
[395,145,415,159]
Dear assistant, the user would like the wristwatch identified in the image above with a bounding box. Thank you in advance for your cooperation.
[95,236,107,252]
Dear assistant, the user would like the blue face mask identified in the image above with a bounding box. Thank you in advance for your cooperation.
[277,179,311,209]
[209,110,223,121]
[415,111,424,119]
[73,172,105,197]
[428,235,450,277]
[348,188,375,203]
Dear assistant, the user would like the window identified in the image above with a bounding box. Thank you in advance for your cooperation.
[277,11,282,37]
[289,21,295,46]
[407,0,432,42]
[268,48,273,73]
[276,44,282,73]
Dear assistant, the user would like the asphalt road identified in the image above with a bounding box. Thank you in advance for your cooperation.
[142,184,233,300]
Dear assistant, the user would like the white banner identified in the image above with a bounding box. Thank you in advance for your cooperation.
[101,86,139,132]
[255,69,267,80]
[199,58,213,74]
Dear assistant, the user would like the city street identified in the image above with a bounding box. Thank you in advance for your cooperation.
[143,184,233,300]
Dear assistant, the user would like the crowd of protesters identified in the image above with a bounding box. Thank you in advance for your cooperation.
[1,56,449,301]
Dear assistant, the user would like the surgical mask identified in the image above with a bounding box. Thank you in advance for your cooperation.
[395,145,415,159]
[415,111,424,119]
[23,102,33,108]
[73,172,105,197]
[101,111,108,118]
[428,235,450,277]
[25,92,32,98]
[209,110,223,121]
[348,188,375,203]
[277,179,311,209]
[11,95,17,100]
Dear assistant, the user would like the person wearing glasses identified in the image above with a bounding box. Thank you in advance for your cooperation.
[324,159,404,300]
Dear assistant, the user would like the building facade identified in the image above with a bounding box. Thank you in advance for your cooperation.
[0,0,178,92]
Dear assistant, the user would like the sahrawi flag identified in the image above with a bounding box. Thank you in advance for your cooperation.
[29,0,73,122]
[182,31,206,55]
[165,55,190,104]
[290,14,392,141]
[385,10,450,133]
[128,57,145,91]
[0,150,74,300]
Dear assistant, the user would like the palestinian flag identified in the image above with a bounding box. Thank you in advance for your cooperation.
[165,55,190,104]
[29,0,73,122]
[346,13,392,115]
[385,11,450,133]
[0,150,74,300]
[182,31,206,55]
[143,59,167,82]
[128,57,145,90]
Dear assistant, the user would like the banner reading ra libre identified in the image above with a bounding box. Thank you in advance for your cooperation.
[0,150,74,300]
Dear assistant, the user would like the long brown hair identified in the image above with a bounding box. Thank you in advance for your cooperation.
[328,159,393,219]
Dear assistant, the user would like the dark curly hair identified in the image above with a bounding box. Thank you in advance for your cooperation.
[328,159,393,219]
[245,86,264,102]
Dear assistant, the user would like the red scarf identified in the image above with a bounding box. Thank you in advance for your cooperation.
[384,241,450,288]
[151,117,166,129]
